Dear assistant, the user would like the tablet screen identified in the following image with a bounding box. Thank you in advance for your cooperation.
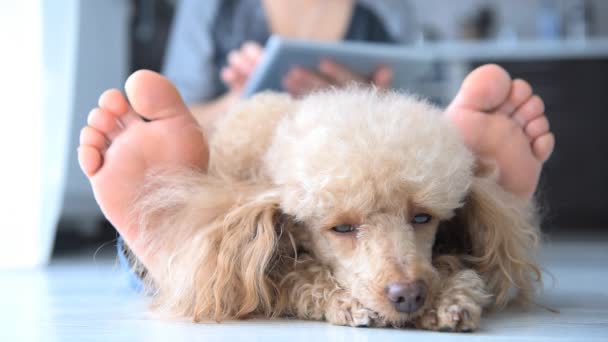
[243,36,444,103]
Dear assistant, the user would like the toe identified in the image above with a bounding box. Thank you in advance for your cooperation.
[532,132,555,162]
[80,126,108,150]
[78,145,103,177]
[495,79,533,115]
[450,64,512,112]
[512,95,545,127]
[87,108,121,139]
[125,70,190,121]
[98,88,129,115]
[525,115,550,140]
[99,88,142,127]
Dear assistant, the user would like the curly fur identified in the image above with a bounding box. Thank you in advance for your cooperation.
[132,87,541,331]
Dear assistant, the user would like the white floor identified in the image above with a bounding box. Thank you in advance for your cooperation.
[2,232,607,342]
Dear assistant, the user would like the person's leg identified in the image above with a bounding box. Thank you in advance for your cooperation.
[446,64,555,199]
[78,70,208,277]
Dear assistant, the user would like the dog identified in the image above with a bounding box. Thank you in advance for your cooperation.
[133,87,541,332]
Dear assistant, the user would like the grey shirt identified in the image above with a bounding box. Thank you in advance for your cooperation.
[163,0,414,104]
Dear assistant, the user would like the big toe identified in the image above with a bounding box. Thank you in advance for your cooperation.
[449,64,512,113]
[125,69,189,120]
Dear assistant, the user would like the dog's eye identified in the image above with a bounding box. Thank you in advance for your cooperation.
[331,224,356,233]
[411,213,432,225]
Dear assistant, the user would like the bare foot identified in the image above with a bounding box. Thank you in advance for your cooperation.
[446,64,555,199]
[78,70,208,273]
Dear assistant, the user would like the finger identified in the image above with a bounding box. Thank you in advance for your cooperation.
[319,59,365,86]
[240,41,263,75]
[283,68,330,97]
[283,68,312,97]
[220,68,245,91]
[220,67,236,84]
[372,66,393,89]
[282,70,306,97]
[227,50,256,77]
[295,68,331,93]
[221,67,246,91]
[242,41,264,63]
[282,73,299,97]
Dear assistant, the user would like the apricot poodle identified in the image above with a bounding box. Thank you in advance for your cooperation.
[132,87,541,332]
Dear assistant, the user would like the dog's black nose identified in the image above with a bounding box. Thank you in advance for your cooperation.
[386,280,427,313]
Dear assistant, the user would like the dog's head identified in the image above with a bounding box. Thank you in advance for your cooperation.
[264,87,540,323]
[263,88,472,322]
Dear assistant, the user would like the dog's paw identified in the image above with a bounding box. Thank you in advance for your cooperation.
[418,300,482,332]
[436,303,480,332]
[418,308,439,330]
[324,293,379,327]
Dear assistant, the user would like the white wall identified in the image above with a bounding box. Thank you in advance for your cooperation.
[0,0,79,267]
[0,0,130,265]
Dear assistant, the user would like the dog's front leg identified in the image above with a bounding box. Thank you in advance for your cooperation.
[281,256,379,327]
[417,269,491,332]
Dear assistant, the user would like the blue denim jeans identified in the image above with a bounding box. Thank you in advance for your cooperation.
[116,236,145,292]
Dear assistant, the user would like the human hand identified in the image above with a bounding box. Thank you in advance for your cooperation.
[220,41,264,94]
[282,59,393,97]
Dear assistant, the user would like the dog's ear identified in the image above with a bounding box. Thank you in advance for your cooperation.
[194,184,293,321]
[135,170,296,322]
[456,175,542,308]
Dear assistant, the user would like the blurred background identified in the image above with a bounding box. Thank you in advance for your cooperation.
[5,0,607,263]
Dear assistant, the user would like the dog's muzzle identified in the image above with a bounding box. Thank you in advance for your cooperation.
[385,280,427,313]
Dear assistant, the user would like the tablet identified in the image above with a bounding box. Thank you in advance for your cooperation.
[243,35,440,98]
